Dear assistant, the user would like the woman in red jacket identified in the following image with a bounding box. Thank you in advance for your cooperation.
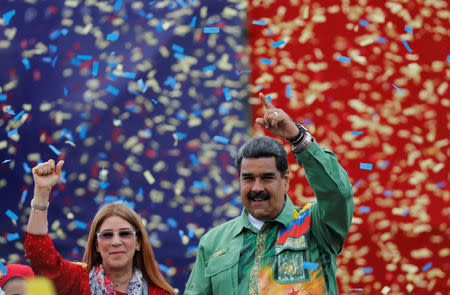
[25,159,176,295]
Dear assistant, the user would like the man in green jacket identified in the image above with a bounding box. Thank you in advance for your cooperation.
[184,93,353,295]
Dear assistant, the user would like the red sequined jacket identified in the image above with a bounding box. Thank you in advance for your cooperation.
[24,233,170,295]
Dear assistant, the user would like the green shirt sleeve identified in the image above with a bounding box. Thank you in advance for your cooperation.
[294,139,354,255]
[184,239,212,295]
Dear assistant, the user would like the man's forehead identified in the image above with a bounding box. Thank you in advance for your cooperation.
[241,157,278,172]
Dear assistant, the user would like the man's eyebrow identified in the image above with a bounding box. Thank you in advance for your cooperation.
[241,172,276,177]
[261,172,276,177]
[241,172,254,177]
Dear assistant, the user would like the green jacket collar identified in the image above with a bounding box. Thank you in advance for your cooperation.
[233,194,295,237]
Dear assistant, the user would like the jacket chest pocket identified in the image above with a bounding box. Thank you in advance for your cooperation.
[205,248,239,294]
[272,234,311,284]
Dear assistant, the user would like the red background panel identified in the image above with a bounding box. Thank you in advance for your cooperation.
[248,1,449,294]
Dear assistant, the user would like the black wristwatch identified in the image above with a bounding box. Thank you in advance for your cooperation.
[285,122,308,145]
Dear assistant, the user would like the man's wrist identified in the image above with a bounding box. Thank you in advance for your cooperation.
[291,132,313,154]
[285,122,308,144]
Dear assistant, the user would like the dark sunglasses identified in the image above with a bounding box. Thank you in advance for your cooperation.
[96,229,136,241]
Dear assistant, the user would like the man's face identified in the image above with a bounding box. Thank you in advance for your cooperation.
[240,157,289,220]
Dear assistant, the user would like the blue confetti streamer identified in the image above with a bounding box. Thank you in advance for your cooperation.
[52,55,58,68]
[74,220,87,229]
[49,45,58,52]
[167,218,178,228]
[337,56,351,63]
[207,19,221,25]
[302,262,318,270]
[347,289,364,291]
[7,233,19,242]
[5,209,18,221]
[213,136,229,144]
[189,154,199,166]
[377,160,390,169]
[178,230,184,238]
[77,55,92,60]
[109,72,118,79]
[174,52,186,60]
[188,227,195,238]
[64,87,68,96]
[272,40,286,48]
[252,20,266,25]
[353,179,363,188]
[0,261,7,275]
[70,58,81,66]
[358,19,369,27]
[218,105,230,115]
[175,0,186,8]
[49,29,61,40]
[359,206,371,213]
[405,25,413,34]
[286,85,291,98]
[20,190,28,204]
[190,16,197,28]
[360,163,373,170]
[99,182,110,189]
[113,0,122,11]
[0,94,6,101]
[172,44,184,53]
[106,33,119,40]
[422,262,432,272]
[376,37,387,43]
[222,185,232,192]
[401,40,412,52]
[107,85,119,96]
[122,72,136,79]
[202,65,216,72]
[22,58,30,70]
[224,87,232,101]
[401,209,409,216]
[175,132,187,139]
[7,130,18,137]
[392,84,404,93]
[5,107,15,115]
[48,144,61,155]
[12,110,25,121]
[259,58,273,65]
[159,264,169,273]
[23,162,31,173]
[3,10,16,25]
[383,190,393,197]
[193,181,206,189]
[79,124,86,139]
[203,27,220,33]
[362,267,373,274]
[230,199,240,205]
[435,181,446,189]
[137,79,148,93]
[351,131,364,135]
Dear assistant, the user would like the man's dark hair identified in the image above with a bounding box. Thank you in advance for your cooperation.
[236,136,288,176]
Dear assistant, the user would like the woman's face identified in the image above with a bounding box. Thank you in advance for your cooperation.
[95,216,140,273]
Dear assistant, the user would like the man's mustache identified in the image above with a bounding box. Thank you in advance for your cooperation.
[247,191,270,201]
